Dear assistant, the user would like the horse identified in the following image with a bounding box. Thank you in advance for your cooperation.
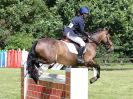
[27,28,114,84]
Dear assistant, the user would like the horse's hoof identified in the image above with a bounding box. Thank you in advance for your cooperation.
[90,77,97,84]
[90,80,93,84]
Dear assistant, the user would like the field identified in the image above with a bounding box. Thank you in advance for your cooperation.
[0,68,20,99]
[88,70,133,99]
[0,67,133,99]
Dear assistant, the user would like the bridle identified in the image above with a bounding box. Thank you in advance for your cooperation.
[87,32,112,49]
[102,33,112,49]
[87,36,99,45]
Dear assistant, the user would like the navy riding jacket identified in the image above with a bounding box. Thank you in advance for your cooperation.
[63,16,87,36]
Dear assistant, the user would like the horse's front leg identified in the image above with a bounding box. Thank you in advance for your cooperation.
[90,65,100,84]
[86,61,100,84]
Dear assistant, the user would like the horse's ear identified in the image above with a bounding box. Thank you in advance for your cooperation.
[103,27,109,31]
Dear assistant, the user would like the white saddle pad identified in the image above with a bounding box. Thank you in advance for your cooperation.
[61,40,78,54]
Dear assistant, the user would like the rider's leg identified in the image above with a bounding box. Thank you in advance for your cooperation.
[77,46,85,63]
[67,33,85,64]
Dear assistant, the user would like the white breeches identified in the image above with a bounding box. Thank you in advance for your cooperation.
[67,32,85,47]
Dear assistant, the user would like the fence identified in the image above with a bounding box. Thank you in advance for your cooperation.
[0,49,28,68]
[21,67,88,99]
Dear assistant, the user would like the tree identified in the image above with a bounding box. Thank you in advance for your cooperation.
[0,0,132,58]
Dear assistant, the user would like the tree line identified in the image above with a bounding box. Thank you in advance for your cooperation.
[0,0,133,58]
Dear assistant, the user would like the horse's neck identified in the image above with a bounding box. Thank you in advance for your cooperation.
[86,32,102,50]
[91,32,102,43]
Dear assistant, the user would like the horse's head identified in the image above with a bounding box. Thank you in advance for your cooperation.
[89,28,114,52]
[99,28,114,52]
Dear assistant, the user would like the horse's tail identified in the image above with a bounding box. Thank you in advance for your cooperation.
[27,41,39,83]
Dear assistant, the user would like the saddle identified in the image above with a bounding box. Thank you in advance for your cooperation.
[61,36,88,54]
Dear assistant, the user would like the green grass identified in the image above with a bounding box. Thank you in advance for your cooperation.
[0,67,133,99]
[0,68,20,99]
[88,70,133,99]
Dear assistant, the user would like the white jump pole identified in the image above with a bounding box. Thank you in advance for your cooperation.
[22,49,29,99]
[66,68,88,99]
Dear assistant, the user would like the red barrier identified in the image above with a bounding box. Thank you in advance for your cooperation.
[17,50,22,68]
[7,50,22,68]
[7,50,11,68]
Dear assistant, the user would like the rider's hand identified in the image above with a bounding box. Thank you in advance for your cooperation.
[85,32,90,38]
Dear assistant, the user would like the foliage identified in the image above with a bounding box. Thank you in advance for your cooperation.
[0,0,132,58]
[80,0,133,57]
[5,33,33,50]
[55,0,80,25]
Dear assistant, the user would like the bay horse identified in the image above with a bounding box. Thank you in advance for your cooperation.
[27,28,114,84]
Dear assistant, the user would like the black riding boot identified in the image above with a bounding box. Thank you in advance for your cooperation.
[77,46,85,64]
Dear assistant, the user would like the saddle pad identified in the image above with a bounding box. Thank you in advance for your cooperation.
[61,40,78,54]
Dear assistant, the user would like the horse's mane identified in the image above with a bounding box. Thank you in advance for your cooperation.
[89,28,107,36]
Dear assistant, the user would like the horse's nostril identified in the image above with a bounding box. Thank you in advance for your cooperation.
[110,46,114,50]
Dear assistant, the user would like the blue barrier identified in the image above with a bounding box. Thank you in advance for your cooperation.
[0,50,6,68]
[0,50,2,67]
[2,50,6,67]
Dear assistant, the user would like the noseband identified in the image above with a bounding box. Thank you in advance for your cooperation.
[103,33,112,48]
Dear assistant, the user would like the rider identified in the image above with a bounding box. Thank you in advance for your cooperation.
[63,6,89,64]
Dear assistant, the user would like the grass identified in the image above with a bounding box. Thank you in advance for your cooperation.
[0,68,20,99]
[0,67,133,99]
[88,70,133,99]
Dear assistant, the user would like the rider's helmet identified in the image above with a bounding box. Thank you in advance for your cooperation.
[79,6,89,14]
